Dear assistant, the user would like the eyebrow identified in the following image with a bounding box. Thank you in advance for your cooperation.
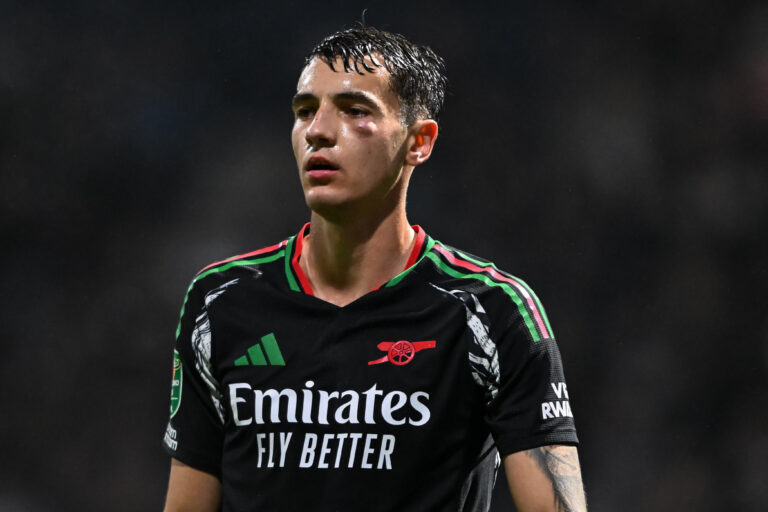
[292,91,382,110]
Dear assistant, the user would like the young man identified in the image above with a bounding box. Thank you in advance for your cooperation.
[163,27,586,512]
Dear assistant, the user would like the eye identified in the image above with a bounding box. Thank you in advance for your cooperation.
[294,107,315,120]
[346,106,369,118]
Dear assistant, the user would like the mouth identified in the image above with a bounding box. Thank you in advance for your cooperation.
[305,156,340,171]
[305,156,340,179]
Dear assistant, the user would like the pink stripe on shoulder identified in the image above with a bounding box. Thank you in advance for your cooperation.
[404,225,426,270]
[433,244,551,339]
[197,240,287,275]
[291,223,315,295]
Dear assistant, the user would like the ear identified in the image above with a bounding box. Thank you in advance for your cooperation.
[405,120,439,167]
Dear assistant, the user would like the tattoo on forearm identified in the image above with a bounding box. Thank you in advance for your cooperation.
[525,446,586,512]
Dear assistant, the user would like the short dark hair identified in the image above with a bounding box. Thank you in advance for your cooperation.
[304,27,447,125]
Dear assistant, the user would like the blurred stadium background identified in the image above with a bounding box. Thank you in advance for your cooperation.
[1,1,766,510]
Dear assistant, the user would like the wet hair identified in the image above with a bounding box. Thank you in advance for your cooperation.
[304,26,448,125]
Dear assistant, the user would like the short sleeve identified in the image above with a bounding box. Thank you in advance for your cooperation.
[483,310,579,455]
[162,280,224,477]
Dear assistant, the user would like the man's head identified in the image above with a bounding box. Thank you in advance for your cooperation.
[292,27,446,221]
[303,26,447,126]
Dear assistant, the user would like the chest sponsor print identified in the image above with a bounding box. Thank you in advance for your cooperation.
[227,380,432,470]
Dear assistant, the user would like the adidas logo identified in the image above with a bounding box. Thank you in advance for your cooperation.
[235,333,285,366]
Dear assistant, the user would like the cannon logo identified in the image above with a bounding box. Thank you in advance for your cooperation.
[367,340,436,366]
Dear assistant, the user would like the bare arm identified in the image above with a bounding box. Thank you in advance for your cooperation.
[504,444,587,512]
[163,458,221,512]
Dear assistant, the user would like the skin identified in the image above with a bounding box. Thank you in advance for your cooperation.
[163,459,220,512]
[164,55,587,512]
[290,56,437,306]
[505,445,587,512]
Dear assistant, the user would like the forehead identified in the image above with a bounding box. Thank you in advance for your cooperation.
[296,57,399,110]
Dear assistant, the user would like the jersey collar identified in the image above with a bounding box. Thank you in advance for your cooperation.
[283,223,430,296]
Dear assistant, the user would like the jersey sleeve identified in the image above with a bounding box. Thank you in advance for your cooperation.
[162,280,224,477]
[482,298,579,456]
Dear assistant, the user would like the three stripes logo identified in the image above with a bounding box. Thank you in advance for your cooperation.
[235,333,286,366]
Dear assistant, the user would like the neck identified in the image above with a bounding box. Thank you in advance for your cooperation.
[300,207,416,306]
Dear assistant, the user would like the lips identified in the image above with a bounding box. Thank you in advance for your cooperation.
[305,155,340,180]
[305,155,340,171]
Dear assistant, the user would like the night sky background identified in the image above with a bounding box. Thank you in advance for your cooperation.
[2,1,767,511]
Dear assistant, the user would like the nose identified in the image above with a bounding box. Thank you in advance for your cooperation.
[305,102,336,148]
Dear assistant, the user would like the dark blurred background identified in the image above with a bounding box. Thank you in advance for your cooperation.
[2,1,767,510]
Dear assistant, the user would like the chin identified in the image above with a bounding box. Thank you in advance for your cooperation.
[304,191,352,219]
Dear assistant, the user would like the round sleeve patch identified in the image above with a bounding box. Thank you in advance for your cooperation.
[169,349,183,418]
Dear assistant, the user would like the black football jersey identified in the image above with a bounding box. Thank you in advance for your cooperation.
[163,224,578,512]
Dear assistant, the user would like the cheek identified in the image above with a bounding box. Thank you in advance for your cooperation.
[349,122,383,158]
[353,120,376,136]
[291,129,304,159]
[291,125,301,145]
